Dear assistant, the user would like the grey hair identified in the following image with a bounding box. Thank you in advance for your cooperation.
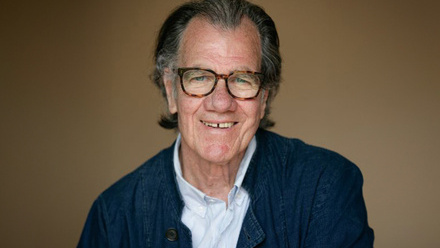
[153,0,281,129]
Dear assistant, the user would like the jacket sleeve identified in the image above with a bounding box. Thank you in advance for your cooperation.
[305,161,374,248]
[77,196,110,248]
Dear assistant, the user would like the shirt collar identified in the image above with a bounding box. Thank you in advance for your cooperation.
[173,134,256,217]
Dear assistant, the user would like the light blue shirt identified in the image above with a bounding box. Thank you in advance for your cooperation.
[173,134,256,248]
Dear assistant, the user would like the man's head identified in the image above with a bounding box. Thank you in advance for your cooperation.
[153,0,281,130]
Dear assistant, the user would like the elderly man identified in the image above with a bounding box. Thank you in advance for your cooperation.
[78,0,374,247]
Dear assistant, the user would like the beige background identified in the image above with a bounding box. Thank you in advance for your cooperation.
[1,0,439,247]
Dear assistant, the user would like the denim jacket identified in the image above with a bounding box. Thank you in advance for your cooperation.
[78,129,374,247]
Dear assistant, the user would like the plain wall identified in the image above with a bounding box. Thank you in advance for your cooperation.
[1,0,439,247]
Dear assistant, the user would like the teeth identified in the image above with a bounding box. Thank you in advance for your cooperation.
[202,121,235,129]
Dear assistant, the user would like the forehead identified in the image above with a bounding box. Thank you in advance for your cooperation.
[178,16,262,69]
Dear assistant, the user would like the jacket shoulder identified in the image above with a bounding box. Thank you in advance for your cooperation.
[256,129,361,180]
[98,145,174,213]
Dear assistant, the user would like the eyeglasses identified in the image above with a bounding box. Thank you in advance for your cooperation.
[177,68,264,100]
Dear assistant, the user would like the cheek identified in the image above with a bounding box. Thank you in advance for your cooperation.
[177,97,203,122]
[241,102,265,126]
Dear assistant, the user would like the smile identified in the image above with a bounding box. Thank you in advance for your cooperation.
[201,120,237,129]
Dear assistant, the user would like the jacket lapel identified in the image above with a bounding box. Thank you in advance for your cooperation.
[236,205,266,247]
[236,130,271,247]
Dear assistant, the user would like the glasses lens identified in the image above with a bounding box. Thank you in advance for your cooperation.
[228,72,262,98]
[182,69,216,95]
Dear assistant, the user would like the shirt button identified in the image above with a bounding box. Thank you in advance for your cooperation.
[165,228,178,241]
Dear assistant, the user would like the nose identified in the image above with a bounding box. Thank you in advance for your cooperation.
[205,79,236,112]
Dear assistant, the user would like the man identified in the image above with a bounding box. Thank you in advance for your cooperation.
[78,0,374,247]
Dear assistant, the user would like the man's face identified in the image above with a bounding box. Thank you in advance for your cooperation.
[165,17,267,165]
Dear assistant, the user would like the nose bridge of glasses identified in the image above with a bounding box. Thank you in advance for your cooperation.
[215,73,229,82]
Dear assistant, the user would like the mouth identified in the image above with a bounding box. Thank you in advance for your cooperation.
[201,120,237,129]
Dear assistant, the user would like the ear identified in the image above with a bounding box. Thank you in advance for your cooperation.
[163,68,177,114]
[260,89,269,119]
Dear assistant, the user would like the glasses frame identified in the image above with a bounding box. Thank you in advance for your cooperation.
[177,67,264,100]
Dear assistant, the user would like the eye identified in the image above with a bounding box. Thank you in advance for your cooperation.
[235,77,250,84]
[192,76,207,82]
[184,70,213,84]
[232,74,257,86]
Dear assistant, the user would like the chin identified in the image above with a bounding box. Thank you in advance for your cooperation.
[199,144,240,165]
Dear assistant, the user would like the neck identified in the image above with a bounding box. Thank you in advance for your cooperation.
[179,147,244,203]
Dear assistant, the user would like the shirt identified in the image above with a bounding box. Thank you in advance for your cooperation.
[173,134,256,248]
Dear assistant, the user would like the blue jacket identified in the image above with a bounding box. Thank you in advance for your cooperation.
[78,129,374,247]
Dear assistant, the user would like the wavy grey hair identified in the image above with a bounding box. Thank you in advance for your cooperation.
[153,0,281,129]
